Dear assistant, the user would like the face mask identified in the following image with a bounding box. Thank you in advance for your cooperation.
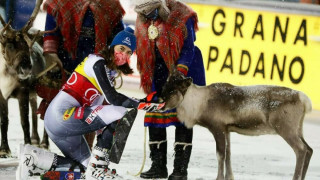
[114,51,130,66]
[146,8,159,20]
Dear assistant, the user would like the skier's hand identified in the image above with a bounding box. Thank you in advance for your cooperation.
[138,91,165,112]
[137,102,165,112]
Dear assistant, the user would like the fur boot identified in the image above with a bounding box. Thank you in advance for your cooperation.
[168,142,192,180]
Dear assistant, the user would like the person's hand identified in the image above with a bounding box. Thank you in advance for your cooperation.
[137,91,165,112]
[43,53,63,73]
[138,102,165,112]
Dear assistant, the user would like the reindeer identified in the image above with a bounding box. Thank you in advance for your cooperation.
[160,70,313,180]
[0,0,55,157]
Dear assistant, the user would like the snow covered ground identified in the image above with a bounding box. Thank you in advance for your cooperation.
[0,88,320,180]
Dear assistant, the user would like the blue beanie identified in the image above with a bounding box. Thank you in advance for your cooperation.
[110,27,136,52]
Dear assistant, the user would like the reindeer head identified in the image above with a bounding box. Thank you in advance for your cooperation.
[161,69,193,110]
[0,0,43,80]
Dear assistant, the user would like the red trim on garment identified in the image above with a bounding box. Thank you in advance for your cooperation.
[43,36,59,54]
[177,67,188,76]
[74,107,85,119]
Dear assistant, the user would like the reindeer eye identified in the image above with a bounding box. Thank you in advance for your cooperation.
[6,43,14,50]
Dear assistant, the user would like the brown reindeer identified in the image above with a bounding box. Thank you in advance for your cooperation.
[0,0,54,157]
[160,70,313,180]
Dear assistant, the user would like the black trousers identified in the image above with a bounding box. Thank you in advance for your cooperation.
[148,125,193,144]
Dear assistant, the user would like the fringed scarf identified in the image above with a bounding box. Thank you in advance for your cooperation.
[44,0,125,59]
[135,0,198,94]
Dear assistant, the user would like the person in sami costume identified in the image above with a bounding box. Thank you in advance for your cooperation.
[134,0,206,179]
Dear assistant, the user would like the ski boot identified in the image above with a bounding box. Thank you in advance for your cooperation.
[16,144,55,180]
[85,146,117,179]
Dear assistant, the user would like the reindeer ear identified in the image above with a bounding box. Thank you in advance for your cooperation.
[179,77,192,92]
[186,77,193,84]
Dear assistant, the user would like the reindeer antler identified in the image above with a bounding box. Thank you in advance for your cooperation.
[23,25,58,50]
[21,0,43,33]
[0,16,14,43]
[0,15,6,27]
[1,0,43,45]
[0,18,9,37]
[21,0,43,47]
[21,0,58,48]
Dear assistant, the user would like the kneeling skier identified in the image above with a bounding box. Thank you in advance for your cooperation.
[16,27,164,180]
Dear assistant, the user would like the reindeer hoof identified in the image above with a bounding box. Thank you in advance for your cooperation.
[31,139,40,147]
[31,135,40,146]
[31,138,41,147]
[0,148,12,158]
[225,174,234,180]
[40,142,49,150]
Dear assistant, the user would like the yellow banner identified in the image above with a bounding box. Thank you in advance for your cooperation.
[189,3,320,110]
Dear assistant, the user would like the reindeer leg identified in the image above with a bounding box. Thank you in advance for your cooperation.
[40,129,50,149]
[210,127,227,180]
[301,137,313,179]
[275,123,312,180]
[284,135,311,180]
[300,137,313,180]
[0,96,11,157]
[17,89,31,145]
[225,131,234,180]
[84,132,96,150]
[271,108,313,180]
[30,91,40,146]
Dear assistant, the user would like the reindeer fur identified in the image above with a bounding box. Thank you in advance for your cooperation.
[161,71,313,180]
